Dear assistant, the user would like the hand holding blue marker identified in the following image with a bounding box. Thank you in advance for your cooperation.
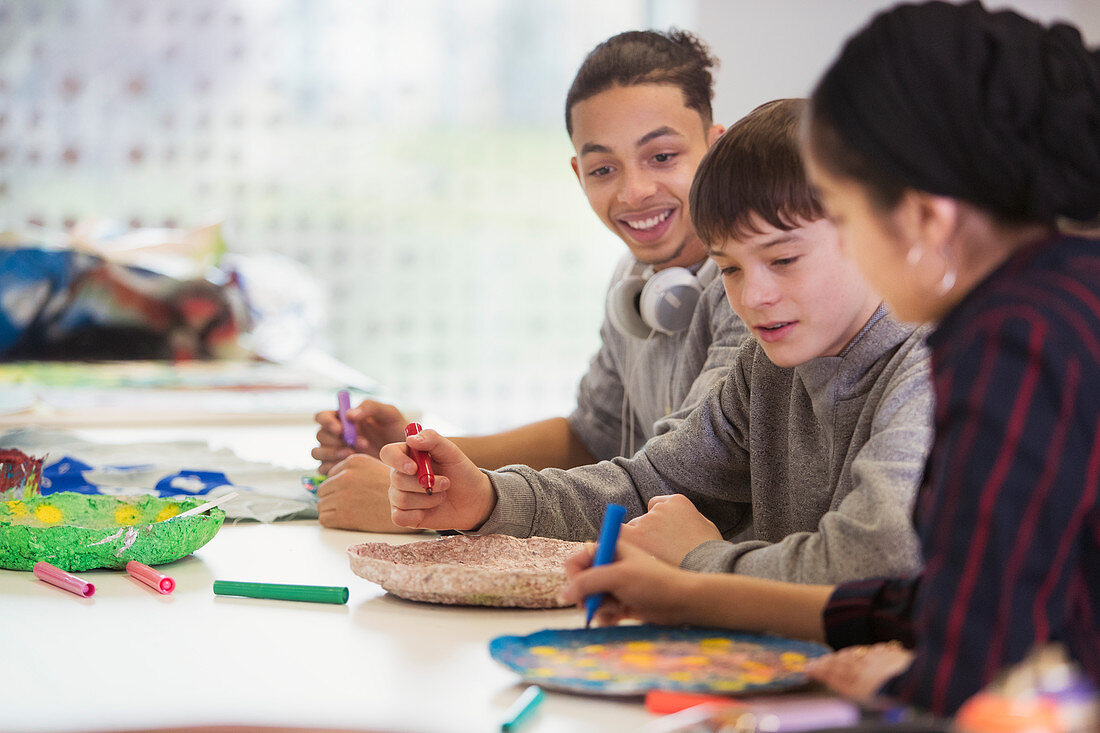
[584,503,627,629]
[337,390,358,447]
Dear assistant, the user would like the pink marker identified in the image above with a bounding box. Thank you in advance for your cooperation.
[404,422,435,495]
[126,560,175,594]
[33,561,95,598]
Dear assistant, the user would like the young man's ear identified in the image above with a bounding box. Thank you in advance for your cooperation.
[570,156,583,188]
[707,124,725,147]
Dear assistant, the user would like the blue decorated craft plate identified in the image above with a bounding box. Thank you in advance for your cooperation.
[489,624,830,696]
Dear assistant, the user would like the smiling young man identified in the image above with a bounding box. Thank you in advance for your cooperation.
[311,30,748,532]
[382,99,934,584]
[569,84,712,270]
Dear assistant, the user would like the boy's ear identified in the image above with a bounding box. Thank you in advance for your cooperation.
[570,156,583,187]
[706,123,725,147]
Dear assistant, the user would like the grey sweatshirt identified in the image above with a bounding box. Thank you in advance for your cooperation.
[480,307,933,584]
[568,253,749,460]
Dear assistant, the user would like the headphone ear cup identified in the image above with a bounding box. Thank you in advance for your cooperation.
[606,275,654,339]
[639,266,704,334]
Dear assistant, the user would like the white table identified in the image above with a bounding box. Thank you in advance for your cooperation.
[0,522,656,733]
[0,425,654,733]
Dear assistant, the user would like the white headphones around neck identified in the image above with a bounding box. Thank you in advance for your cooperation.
[607,258,718,338]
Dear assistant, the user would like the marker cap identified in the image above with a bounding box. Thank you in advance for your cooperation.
[404,422,435,491]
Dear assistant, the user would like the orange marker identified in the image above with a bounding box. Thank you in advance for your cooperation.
[404,422,435,494]
[645,689,734,714]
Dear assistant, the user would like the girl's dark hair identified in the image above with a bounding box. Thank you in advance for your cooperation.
[807,0,1100,224]
[690,99,823,246]
[565,29,717,137]
[804,102,909,214]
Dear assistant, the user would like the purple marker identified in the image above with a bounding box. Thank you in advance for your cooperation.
[337,390,358,447]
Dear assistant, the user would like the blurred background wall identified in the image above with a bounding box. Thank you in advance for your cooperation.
[1,0,1094,432]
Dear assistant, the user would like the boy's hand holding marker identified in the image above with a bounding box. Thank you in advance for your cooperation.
[380,428,497,531]
[312,397,409,474]
[313,391,421,532]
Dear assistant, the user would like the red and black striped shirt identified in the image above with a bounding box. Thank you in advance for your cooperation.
[823,234,1100,715]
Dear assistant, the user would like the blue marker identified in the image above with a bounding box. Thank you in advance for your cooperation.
[584,503,627,628]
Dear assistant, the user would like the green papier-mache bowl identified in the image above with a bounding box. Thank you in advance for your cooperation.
[0,492,225,571]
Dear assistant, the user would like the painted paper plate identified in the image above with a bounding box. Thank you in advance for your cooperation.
[489,625,831,696]
[0,491,225,571]
[347,534,583,608]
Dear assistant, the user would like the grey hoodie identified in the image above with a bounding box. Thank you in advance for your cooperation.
[479,306,932,584]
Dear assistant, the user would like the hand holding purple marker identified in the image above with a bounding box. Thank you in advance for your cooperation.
[337,390,358,447]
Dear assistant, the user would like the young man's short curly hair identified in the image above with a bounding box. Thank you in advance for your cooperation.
[565,29,717,137]
[690,98,824,246]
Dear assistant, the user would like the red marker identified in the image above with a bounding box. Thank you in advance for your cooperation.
[404,422,435,494]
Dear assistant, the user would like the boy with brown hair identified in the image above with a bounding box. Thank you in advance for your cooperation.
[383,98,934,584]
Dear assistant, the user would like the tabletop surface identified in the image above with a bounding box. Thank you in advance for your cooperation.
[0,425,654,733]
[1,520,656,733]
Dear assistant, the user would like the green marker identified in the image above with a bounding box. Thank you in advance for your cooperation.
[501,685,544,732]
[213,580,348,604]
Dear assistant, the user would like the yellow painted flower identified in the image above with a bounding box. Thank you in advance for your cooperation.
[625,641,654,652]
[574,659,598,668]
[529,646,558,656]
[741,673,772,685]
[34,504,62,524]
[155,505,180,522]
[580,644,605,654]
[114,506,140,525]
[780,652,806,666]
[6,500,27,517]
[620,653,655,668]
[700,638,731,648]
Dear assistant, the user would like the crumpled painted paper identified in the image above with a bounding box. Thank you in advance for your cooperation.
[0,428,317,522]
